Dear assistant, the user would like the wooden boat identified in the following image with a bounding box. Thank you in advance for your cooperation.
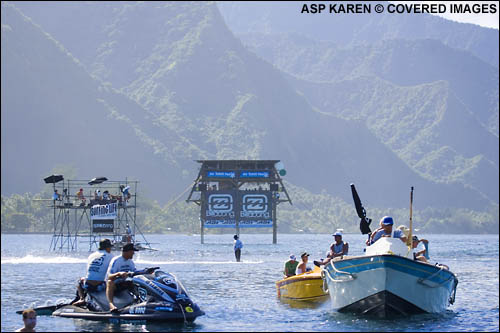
[276,266,328,301]
[322,238,458,317]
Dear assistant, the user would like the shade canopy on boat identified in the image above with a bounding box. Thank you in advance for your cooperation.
[44,174,64,184]
[88,177,108,185]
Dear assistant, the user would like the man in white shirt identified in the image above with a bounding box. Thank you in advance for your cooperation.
[412,235,429,263]
[73,238,114,306]
[106,243,138,312]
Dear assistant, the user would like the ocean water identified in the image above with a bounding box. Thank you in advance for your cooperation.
[1,233,498,332]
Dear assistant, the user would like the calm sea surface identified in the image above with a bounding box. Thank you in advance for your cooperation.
[1,233,498,332]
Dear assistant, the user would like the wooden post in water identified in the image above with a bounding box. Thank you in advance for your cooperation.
[272,196,277,244]
[200,218,204,244]
[407,186,414,247]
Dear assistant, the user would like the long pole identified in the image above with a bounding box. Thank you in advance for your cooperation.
[407,186,414,247]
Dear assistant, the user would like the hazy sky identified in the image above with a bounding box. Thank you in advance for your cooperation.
[391,1,499,29]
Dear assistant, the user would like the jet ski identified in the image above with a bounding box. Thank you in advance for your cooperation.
[18,268,204,323]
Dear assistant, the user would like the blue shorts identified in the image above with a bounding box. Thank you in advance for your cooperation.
[113,278,133,292]
[81,280,106,292]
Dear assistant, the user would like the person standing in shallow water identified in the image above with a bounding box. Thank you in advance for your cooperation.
[233,235,243,262]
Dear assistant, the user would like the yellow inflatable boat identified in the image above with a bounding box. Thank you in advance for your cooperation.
[276,266,328,301]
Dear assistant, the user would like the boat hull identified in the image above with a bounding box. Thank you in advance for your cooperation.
[323,254,458,317]
[53,303,204,323]
[276,266,328,301]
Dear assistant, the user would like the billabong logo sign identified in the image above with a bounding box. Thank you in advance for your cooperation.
[241,194,270,218]
[208,194,233,213]
[242,194,267,212]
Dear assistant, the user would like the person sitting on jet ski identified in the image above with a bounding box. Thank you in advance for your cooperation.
[73,238,114,307]
[106,243,155,312]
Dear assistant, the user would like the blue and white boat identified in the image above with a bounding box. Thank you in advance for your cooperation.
[322,237,458,317]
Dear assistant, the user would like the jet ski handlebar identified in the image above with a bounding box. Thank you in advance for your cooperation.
[128,267,160,277]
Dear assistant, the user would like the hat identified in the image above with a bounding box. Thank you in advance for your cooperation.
[300,252,310,258]
[122,243,139,252]
[333,231,342,237]
[412,235,419,241]
[381,216,394,226]
[396,225,410,238]
[289,254,296,261]
[99,238,112,250]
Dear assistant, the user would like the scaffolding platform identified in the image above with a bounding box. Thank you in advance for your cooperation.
[186,160,292,244]
[43,175,154,252]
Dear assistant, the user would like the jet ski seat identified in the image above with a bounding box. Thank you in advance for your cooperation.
[88,289,135,312]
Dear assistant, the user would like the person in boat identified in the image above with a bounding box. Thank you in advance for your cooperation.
[366,216,407,245]
[16,308,36,332]
[295,252,312,275]
[233,235,243,262]
[411,235,429,263]
[106,243,155,312]
[314,231,349,267]
[73,238,114,306]
[283,254,299,277]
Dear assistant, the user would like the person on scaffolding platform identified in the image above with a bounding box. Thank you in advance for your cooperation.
[125,224,133,243]
[120,185,131,206]
[52,189,61,201]
[76,188,86,206]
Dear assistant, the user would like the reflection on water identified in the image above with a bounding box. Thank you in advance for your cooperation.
[279,296,330,309]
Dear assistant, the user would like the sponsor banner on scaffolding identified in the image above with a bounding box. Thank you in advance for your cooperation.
[203,190,236,228]
[239,191,272,228]
[92,219,114,233]
[90,202,118,220]
[206,171,236,178]
[239,170,270,178]
[202,191,273,228]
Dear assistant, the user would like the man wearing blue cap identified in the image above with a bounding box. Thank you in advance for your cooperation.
[366,216,407,246]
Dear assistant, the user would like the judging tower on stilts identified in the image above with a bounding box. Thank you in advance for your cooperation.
[43,174,152,251]
[186,160,292,244]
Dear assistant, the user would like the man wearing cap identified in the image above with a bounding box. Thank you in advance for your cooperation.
[295,252,312,275]
[366,216,407,246]
[283,255,299,277]
[411,235,429,263]
[314,231,349,267]
[73,238,114,306]
[105,243,140,312]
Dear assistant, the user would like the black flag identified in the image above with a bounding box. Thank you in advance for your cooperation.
[350,184,372,234]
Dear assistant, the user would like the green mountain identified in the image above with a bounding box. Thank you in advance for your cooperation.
[238,34,499,137]
[217,1,499,68]
[1,2,497,234]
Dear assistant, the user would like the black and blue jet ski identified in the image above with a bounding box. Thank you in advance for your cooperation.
[19,268,204,323]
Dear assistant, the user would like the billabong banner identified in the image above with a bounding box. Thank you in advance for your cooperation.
[202,191,273,228]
